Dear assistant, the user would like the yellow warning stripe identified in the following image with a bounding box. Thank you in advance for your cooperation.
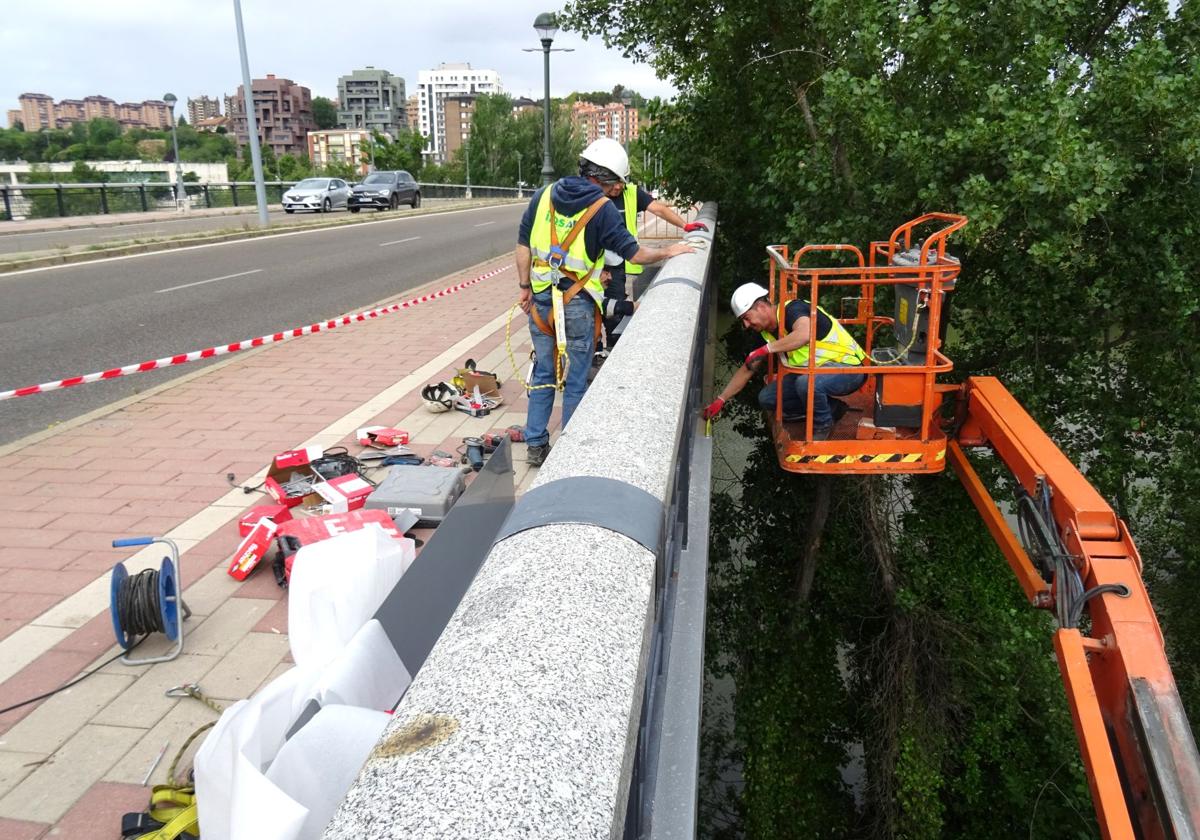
[784,449,947,465]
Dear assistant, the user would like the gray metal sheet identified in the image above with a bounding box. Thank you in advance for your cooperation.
[494,475,665,553]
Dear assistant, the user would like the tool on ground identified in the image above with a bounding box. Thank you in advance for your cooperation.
[462,437,486,471]
[109,537,191,666]
[428,450,456,468]
[758,214,1200,838]
[122,684,223,839]
[142,741,170,786]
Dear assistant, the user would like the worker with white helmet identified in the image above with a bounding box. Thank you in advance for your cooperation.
[514,139,696,466]
[580,138,709,352]
[703,283,866,440]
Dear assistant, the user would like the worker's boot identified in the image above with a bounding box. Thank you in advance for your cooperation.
[526,443,552,467]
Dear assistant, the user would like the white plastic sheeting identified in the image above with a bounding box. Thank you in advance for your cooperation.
[195,525,416,840]
[287,526,414,666]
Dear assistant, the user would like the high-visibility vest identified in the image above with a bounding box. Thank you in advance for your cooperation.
[763,300,865,368]
[529,186,605,305]
[621,183,643,276]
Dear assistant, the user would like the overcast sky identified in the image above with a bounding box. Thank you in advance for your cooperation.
[2,0,674,112]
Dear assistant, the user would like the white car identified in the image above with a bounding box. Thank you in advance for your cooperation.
[282,178,351,213]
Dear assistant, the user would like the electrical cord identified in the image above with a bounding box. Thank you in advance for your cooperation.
[117,568,166,635]
[0,636,146,716]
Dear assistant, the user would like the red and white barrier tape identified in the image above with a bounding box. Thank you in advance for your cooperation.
[1,265,511,400]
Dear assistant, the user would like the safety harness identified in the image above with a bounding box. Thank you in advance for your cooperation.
[529,196,610,351]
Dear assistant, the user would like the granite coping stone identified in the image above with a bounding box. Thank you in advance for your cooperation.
[324,202,716,839]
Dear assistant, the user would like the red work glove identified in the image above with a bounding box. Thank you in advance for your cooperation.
[683,222,708,233]
[745,345,770,366]
[702,397,725,420]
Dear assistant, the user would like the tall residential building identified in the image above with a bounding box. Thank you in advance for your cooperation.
[19,93,54,130]
[6,109,21,129]
[406,95,420,136]
[308,129,372,175]
[188,95,222,125]
[15,92,178,131]
[442,95,476,160]
[570,101,640,146]
[416,63,500,162]
[55,99,86,128]
[223,94,237,121]
[230,74,315,157]
[83,95,118,121]
[336,67,406,135]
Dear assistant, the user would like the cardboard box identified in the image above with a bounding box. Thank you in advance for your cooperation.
[315,474,375,513]
[227,517,278,581]
[460,369,500,398]
[264,446,326,509]
[356,426,410,448]
[275,509,406,582]
[237,503,293,537]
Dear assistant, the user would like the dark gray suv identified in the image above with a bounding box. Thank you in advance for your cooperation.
[348,170,421,212]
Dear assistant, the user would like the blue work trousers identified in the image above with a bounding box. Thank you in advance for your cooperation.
[757,365,866,427]
[524,290,597,447]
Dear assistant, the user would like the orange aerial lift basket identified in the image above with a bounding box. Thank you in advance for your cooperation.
[758,213,1200,838]
[763,212,967,474]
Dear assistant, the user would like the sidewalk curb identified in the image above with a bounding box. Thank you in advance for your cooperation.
[0,198,521,274]
[0,250,514,459]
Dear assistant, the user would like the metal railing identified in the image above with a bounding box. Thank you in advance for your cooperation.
[0,180,523,221]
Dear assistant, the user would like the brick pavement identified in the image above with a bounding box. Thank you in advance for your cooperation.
[0,252,550,838]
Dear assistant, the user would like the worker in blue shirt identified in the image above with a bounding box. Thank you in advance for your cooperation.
[514,141,695,466]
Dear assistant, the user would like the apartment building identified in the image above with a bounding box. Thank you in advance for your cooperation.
[406,95,420,136]
[188,95,222,125]
[442,95,476,160]
[308,129,373,175]
[230,75,315,157]
[570,101,640,146]
[14,92,172,131]
[337,67,406,135]
[416,63,500,162]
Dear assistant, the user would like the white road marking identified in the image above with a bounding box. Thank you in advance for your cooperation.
[474,221,496,227]
[155,268,262,294]
[379,236,421,247]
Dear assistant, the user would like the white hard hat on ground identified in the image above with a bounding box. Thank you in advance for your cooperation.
[731,283,770,318]
[580,138,630,181]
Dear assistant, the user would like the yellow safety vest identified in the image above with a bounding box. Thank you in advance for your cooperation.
[621,183,643,276]
[763,300,865,368]
[529,186,605,305]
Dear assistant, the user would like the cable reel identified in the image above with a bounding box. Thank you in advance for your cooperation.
[109,536,191,666]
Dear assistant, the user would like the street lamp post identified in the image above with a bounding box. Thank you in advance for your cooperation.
[515,150,522,198]
[232,0,270,227]
[162,93,188,212]
[524,13,573,186]
[464,132,472,199]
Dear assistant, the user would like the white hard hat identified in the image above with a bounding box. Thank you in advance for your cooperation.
[731,283,770,319]
[580,138,630,181]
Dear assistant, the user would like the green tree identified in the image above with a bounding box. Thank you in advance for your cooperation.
[565,0,1200,835]
[363,129,426,176]
[312,96,338,130]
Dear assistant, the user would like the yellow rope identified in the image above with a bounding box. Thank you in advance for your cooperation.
[505,299,568,393]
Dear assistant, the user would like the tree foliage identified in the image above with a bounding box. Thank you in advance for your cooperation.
[431,93,580,187]
[565,0,1200,835]
[311,95,338,130]
[0,118,237,164]
[363,129,426,176]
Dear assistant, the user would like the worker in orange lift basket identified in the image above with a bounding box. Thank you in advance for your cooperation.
[703,282,867,440]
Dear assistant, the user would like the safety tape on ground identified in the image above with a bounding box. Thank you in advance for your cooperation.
[785,449,946,465]
[0,265,511,401]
